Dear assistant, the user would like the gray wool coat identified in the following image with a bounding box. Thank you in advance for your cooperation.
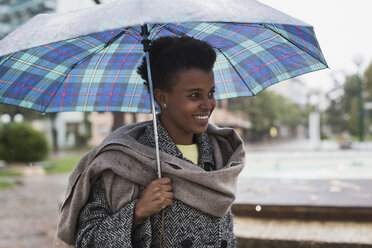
[54,119,245,248]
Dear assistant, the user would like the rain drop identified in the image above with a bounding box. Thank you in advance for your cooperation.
[255,205,262,212]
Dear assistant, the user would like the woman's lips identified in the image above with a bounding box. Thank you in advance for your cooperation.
[192,114,210,125]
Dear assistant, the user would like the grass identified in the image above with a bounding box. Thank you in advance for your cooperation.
[0,169,22,177]
[44,154,82,174]
[0,181,14,190]
[0,149,85,177]
[0,153,83,191]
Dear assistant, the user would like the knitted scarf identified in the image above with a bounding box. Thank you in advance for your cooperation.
[54,120,245,246]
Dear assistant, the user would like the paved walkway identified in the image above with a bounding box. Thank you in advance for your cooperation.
[234,216,372,247]
[2,172,372,247]
[1,139,371,247]
[0,174,69,248]
[244,138,372,152]
[236,178,372,208]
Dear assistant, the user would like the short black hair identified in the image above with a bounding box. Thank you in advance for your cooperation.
[137,36,216,92]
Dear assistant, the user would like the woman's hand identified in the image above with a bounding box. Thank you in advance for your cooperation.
[132,177,173,228]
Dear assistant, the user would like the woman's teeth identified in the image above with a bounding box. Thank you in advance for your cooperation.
[194,115,208,120]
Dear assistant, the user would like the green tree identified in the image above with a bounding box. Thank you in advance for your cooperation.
[348,98,359,135]
[228,90,305,140]
[324,73,364,136]
[363,62,372,138]
[324,98,347,134]
[342,74,359,136]
[364,62,372,100]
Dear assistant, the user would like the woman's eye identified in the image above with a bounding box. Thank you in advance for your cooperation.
[190,93,199,98]
[189,91,214,99]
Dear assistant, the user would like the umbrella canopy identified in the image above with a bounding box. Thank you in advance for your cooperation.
[0,0,327,113]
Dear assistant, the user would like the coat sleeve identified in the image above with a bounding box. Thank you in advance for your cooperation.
[75,177,152,248]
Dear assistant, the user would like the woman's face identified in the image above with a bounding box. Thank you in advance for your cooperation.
[156,68,216,145]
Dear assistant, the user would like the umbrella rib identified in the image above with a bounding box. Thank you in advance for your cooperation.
[263,24,327,67]
[42,29,129,112]
[163,25,188,37]
[150,24,171,39]
[217,48,255,96]
[0,53,13,67]
[128,26,142,36]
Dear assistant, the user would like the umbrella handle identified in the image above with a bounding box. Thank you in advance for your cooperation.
[142,24,162,179]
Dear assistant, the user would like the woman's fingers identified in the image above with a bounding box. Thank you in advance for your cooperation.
[158,177,171,184]
[150,190,173,202]
[145,178,172,193]
[134,177,174,219]
[146,178,172,194]
[158,184,172,192]
[161,191,173,200]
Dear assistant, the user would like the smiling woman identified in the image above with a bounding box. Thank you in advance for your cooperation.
[154,68,216,145]
[55,36,246,248]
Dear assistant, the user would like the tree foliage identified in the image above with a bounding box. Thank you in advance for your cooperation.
[364,62,372,101]
[324,60,372,137]
[228,90,306,139]
[324,98,347,134]
[324,74,359,135]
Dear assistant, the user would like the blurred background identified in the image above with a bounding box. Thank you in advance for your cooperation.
[0,0,371,248]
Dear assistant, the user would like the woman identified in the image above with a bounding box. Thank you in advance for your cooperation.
[55,36,245,248]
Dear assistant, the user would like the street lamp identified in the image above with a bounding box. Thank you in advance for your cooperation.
[353,55,364,142]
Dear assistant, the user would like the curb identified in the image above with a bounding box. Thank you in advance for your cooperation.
[232,204,372,221]
[237,238,372,248]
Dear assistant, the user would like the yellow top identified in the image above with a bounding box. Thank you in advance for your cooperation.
[176,143,199,165]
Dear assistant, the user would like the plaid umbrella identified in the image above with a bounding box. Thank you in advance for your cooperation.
[0,0,327,113]
[0,0,327,176]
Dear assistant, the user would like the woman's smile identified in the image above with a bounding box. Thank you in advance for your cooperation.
[192,113,211,126]
[193,114,209,120]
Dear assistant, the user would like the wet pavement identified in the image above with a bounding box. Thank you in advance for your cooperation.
[238,139,372,209]
[1,173,370,247]
[0,174,68,248]
[233,139,372,246]
[234,216,372,247]
[0,139,371,247]
[236,178,372,208]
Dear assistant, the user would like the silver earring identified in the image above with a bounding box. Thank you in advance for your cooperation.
[163,103,167,108]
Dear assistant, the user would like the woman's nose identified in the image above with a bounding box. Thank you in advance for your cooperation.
[200,97,214,110]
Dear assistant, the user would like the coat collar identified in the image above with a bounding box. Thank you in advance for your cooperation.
[137,115,215,171]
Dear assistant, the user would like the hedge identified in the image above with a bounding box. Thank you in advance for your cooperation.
[0,122,49,162]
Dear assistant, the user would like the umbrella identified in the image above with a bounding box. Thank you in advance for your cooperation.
[0,0,328,178]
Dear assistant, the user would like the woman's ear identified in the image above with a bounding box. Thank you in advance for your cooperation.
[154,88,168,108]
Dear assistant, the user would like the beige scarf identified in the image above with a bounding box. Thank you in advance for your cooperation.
[53,121,245,247]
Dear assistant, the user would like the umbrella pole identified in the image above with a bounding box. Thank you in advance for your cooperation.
[141,24,162,179]
[93,1,163,177]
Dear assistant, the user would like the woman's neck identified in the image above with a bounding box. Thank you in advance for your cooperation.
[159,115,194,145]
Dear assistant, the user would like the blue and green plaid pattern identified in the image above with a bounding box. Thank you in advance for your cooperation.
[0,23,327,113]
